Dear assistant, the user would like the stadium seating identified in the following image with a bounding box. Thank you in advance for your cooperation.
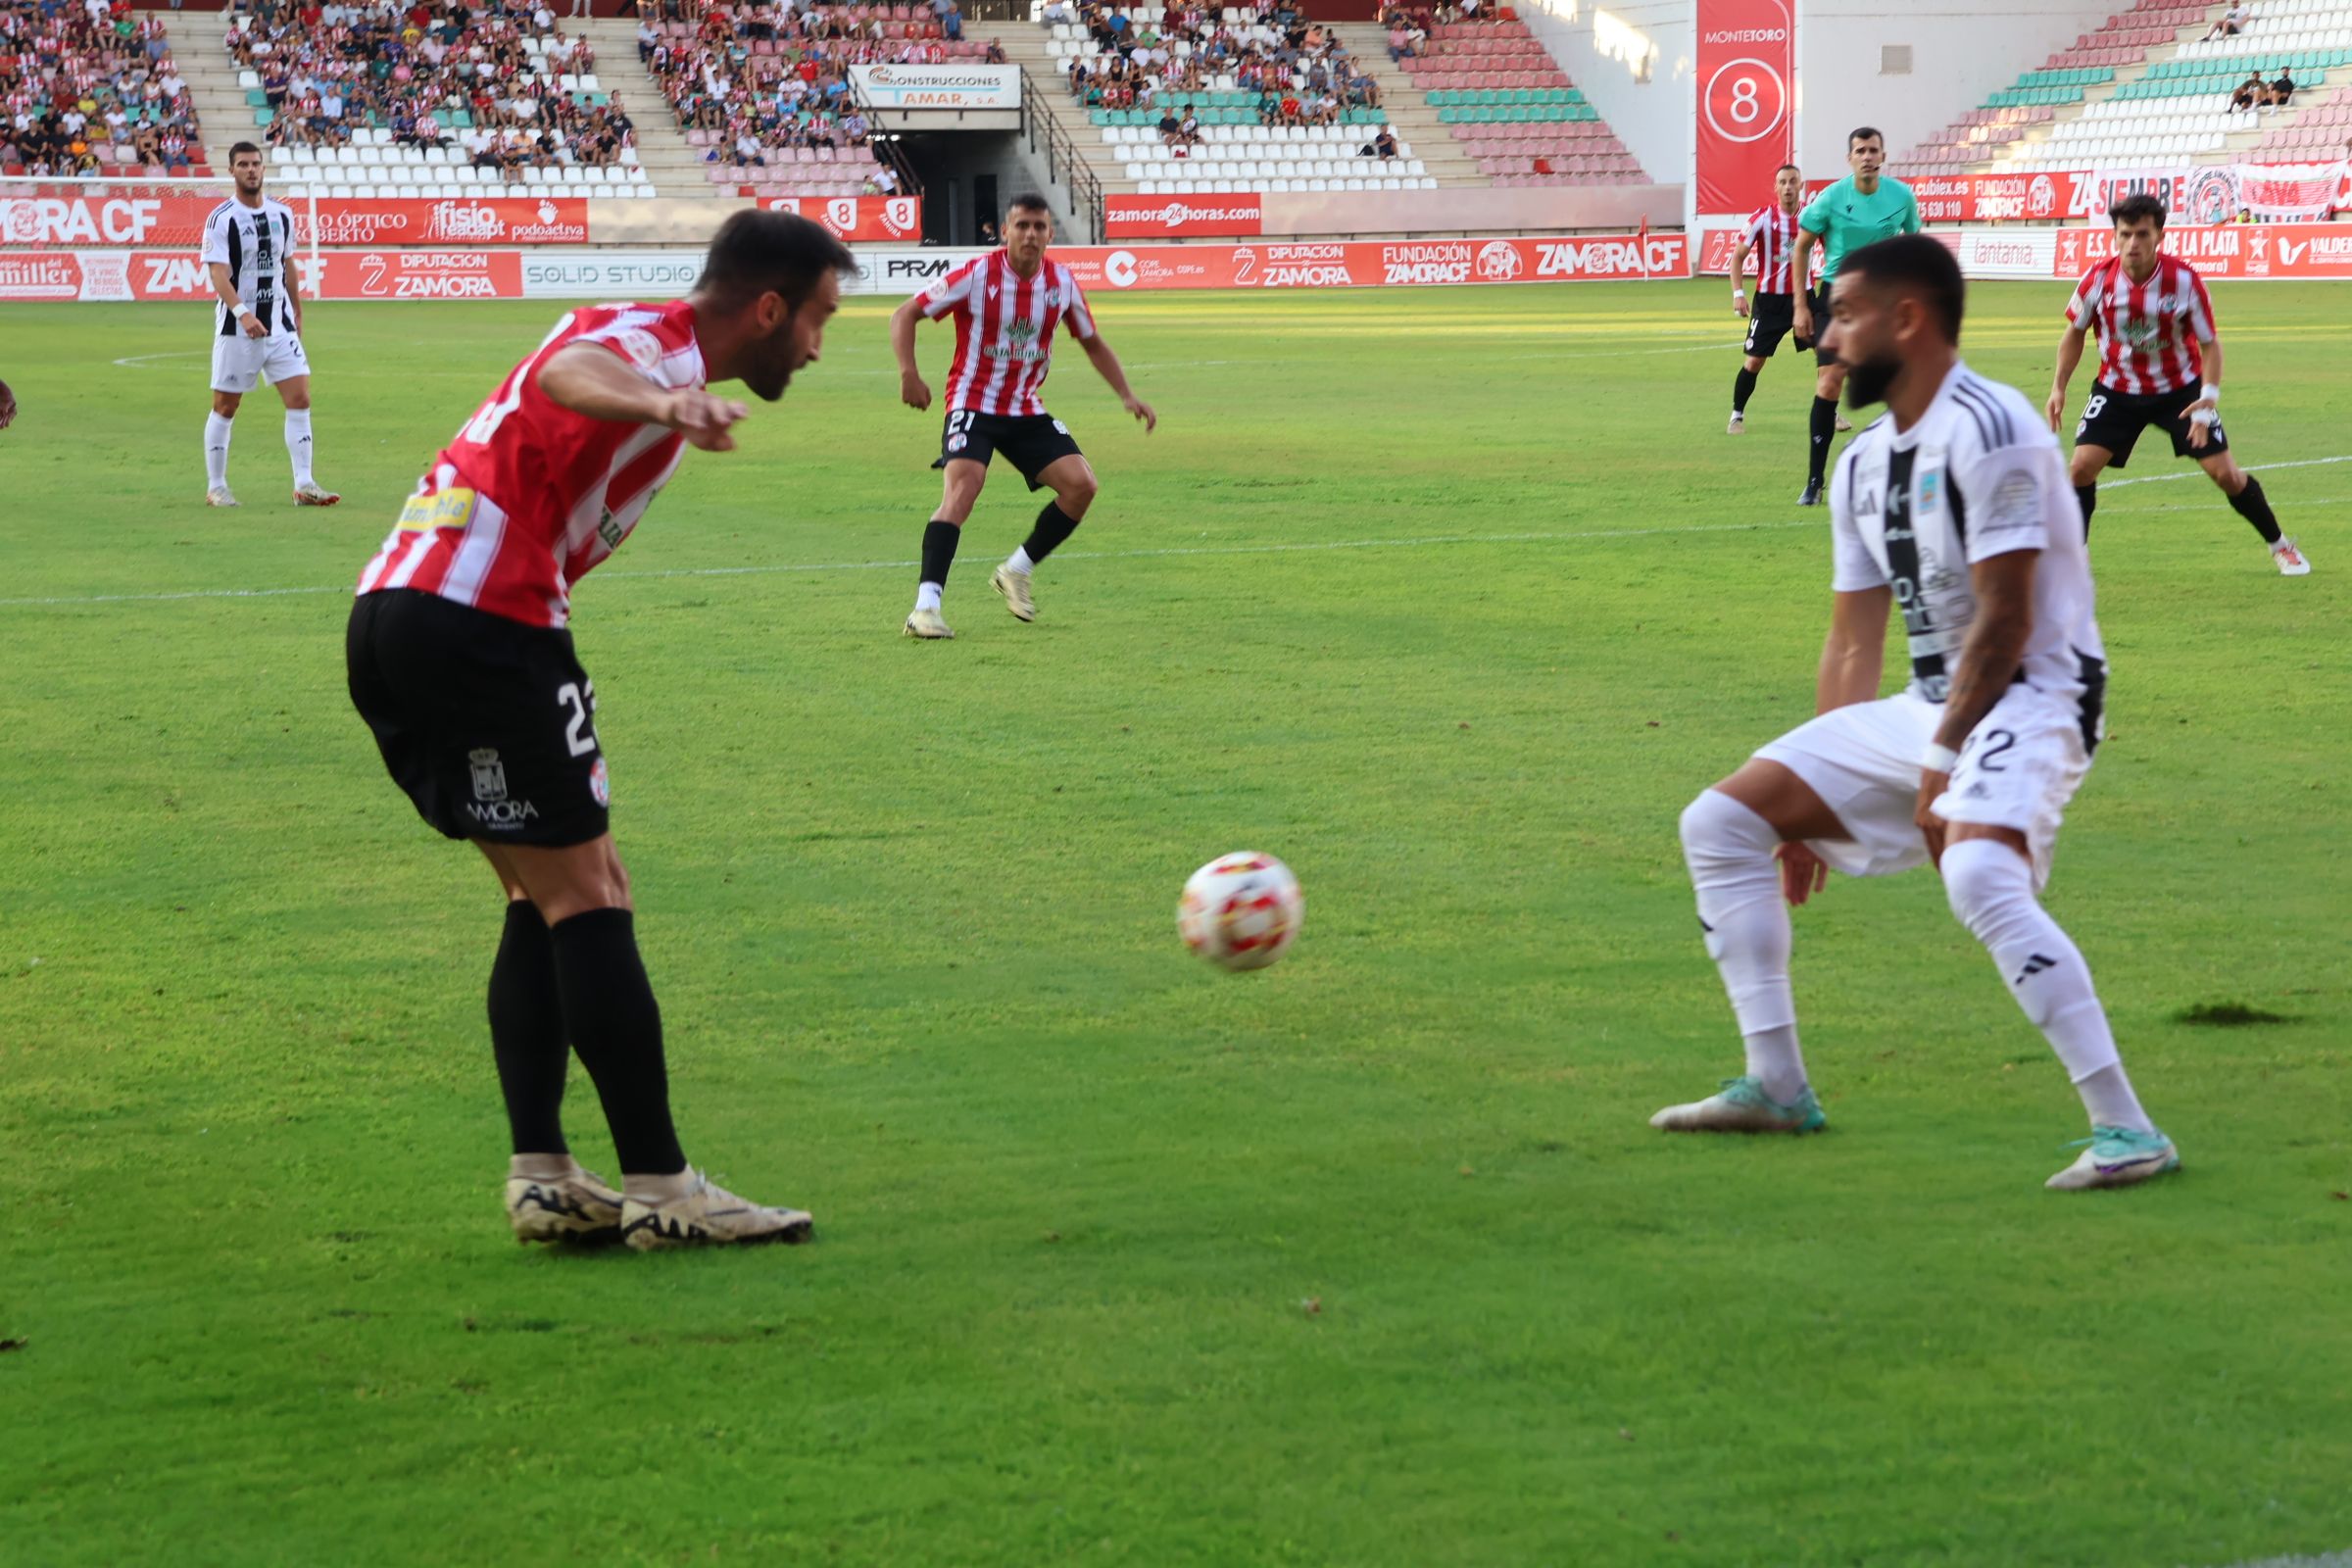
[0,8,206,177]
[1039,4,1434,192]
[2248,79,2352,153]
[1403,21,1647,185]
[637,5,954,193]
[224,4,643,200]
[1892,0,2209,175]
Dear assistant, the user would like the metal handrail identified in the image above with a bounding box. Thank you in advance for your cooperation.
[1020,66,1103,242]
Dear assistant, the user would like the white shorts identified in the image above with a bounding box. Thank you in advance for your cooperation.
[210,331,312,394]
[1753,686,2095,891]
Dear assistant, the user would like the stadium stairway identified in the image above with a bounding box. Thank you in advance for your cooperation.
[567,17,710,201]
[166,9,251,169]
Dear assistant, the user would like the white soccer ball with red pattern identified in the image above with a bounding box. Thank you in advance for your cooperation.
[1178,852,1303,971]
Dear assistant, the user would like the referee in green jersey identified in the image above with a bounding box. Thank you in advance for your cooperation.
[1790,126,1922,505]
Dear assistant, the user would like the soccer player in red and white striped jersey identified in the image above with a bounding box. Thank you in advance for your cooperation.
[890,192,1157,638]
[346,212,859,1250]
[1726,163,1809,436]
[2047,194,2308,573]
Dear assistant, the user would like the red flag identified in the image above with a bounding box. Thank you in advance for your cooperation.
[1639,216,1651,279]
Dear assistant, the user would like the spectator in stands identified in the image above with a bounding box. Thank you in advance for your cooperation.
[985,37,1005,64]
[1279,88,1302,126]
[2203,3,2248,41]
[2267,69,2294,111]
[978,219,1000,244]
[730,121,764,166]
[637,12,659,59]
[869,162,900,194]
[1156,105,1183,146]
[840,108,867,146]
[1372,124,1397,160]
[1386,19,1414,61]
[1042,0,1073,22]
[2234,205,2255,223]
[1256,85,1282,124]
[1178,108,1200,146]
[2230,72,2264,113]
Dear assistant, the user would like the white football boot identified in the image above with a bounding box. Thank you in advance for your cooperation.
[621,1169,813,1251]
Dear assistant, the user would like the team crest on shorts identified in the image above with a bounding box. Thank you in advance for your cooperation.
[589,757,611,807]
[470,748,508,802]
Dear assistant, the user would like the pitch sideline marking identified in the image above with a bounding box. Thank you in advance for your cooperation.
[110,350,208,368]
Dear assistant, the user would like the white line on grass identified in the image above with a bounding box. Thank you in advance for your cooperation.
[110,350,207,368]
[2105,453,2352,488]
[6,466,2339,612]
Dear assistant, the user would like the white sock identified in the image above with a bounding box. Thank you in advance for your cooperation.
[509,1152,581,1181]
[914,581,943,612]
[283,408,314,486]
[205,411,233,487]
[1680,789,1809,1102]
[1940,838,2154,1133]
[1004,545,1035,576]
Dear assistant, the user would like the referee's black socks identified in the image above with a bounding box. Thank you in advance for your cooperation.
[1808,397,1839,482]
[1732,367,1759,416]
[2228,473,2282,543]
[1021,501,1082,565]
[550,907,687,1177]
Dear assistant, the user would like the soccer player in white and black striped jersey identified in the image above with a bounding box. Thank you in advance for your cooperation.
[201,142,338,509]
[1726,163,1808,436]
[1656,235,2178,1192]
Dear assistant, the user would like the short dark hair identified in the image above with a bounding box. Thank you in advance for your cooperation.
[1776,162,1801,175]
[228,140,263,162]
[1006,192,1054,219]
[2108,193,2167,231]
[1847,125,1884,151]
[693,210,856,310]
[1841,233,1965,344]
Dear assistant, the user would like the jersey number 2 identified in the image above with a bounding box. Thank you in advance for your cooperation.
[557,680,599,758]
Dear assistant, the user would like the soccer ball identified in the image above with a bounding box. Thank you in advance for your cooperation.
[1178,852,1304,971]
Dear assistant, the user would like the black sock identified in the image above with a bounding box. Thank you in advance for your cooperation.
[488,901,568,1155]
[548,907,686,1176]
[1808,396,1838,482]
[920,517,961,589]
[1019,501,1082,566]
[1732,367,1759,415]
[2228,473,2281,543]
[2075,483,2098,539]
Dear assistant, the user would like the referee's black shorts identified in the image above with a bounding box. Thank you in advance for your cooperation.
[1808,285,1839,366]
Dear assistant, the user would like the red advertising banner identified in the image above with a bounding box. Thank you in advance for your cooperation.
[1694,0,1793,216]
[0,190,590,247]
[26,233,1693,300]
[1052,233,1690,290]
[2051,221,2352,280]
[755,194,924,241]
[1102,194,1265,238]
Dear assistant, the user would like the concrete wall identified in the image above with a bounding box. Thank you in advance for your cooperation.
[1514,0,1697,189]
[1794,0,2121,171]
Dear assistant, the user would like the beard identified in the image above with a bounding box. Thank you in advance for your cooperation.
[1843,354,1900,410]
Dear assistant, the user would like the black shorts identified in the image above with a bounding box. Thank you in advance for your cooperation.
[1742,292,1810,359]
[346,588,612,848]
[933,409,1084,490]
[2072,379,2229,468]
[1807,285,1839,365]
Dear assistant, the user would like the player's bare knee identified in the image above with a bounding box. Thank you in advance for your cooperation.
[1742,356,1767,374]
[2068,454,2104,488]
[212,392,242,418]
[281,390,313,412]
[1057,474,1099,516]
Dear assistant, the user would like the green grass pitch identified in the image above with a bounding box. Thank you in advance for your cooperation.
[1,280,2347,1567]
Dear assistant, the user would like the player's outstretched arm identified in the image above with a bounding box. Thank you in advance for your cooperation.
[2046,325,2088,431]
[1917,549,2036,862]
[536,343,748,451]
[890,294,932,411]
[1080,332,1155,431]
[1731,239,1754,317]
